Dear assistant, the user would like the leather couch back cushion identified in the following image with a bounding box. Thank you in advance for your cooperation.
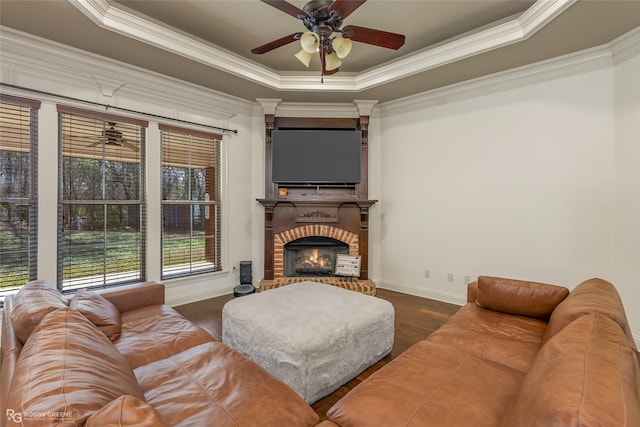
[543,278,634,346]
[6,308,145,426]
[499,313,640,427]
[10,280,68,343]
[476,276,569,320]
[70,289,122,342]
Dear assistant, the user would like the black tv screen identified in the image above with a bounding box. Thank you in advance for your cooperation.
[271,130,362,184]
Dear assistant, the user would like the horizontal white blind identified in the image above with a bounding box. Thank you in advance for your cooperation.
[0,95,40,295]
[160,124,222,278]
[58,107,147,290]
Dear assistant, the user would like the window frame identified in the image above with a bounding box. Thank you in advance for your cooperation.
[0,95,41,298]
[57,105,149,291]
[160,123,222,279]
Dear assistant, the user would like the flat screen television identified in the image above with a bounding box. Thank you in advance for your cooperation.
[271,130,362,184]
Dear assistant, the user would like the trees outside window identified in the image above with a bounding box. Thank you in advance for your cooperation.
[160,124,221,278]
[58,107,148,290]
[0,96,40,293]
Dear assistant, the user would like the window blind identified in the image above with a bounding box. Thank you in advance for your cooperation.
[0,95,40,295]
[160,124,222,278]
[57,106,148,290]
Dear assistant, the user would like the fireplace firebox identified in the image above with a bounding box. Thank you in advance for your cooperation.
[284,237,349,277]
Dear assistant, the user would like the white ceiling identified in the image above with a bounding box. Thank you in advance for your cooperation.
[1,0,639,103]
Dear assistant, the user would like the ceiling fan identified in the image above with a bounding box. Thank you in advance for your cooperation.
[251,0,405,79]
[87,122,139,152]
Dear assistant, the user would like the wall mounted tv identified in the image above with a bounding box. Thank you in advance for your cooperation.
[271,130,362,184]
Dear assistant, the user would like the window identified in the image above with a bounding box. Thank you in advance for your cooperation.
[58,106,148,290]
[0,95,40,294]
[160,124,221,278]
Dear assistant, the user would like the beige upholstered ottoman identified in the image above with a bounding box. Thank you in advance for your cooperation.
[222,281,395,403]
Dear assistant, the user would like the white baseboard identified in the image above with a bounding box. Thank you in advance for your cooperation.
[163,273,236,307]
[376,279,466,307]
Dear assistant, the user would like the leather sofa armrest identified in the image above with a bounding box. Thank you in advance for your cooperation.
[99,282,165,313]
[467,281,479,303]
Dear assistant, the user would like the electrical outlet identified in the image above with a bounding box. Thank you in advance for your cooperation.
[464,275,471,284]
[424,269,430,278]
[447,273,454,282]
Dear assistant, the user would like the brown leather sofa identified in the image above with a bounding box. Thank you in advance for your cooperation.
[319,277,640,427]
[1,280,319,426]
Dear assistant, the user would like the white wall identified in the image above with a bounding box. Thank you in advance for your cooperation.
[613,52,640,338]
[0,28,257,307]
[375,30,640,342]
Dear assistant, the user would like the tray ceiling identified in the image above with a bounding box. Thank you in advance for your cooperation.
[1,0,639,103]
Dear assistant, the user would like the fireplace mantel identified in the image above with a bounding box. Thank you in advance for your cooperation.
[257,198,377,281]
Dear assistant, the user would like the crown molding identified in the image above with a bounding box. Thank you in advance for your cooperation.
[379,44,614,117]
[0,26,254,120]
[380,25,640,116]
[274,102,361,118]
[609,26,640,65]
[68,0,574,93]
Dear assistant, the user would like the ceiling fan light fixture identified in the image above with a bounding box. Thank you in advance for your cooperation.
[295,49,313,67]
[324,52,342,71]
[332,36,352,59]
[300,31,320,53]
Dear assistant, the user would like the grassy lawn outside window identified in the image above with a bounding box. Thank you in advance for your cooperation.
[161,124,222,278]
[0,96,39,295]
[58,107,148,290]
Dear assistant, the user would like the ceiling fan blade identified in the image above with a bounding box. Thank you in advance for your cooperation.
[120,140,140,152]
[329,0,366,20]
[343,25,405,50]
[260,0,309,19]
[251,32,302,54]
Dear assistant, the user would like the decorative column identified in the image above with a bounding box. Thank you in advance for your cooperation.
[353,100,378,200]
[256,99,281,279]
[256,98,281,199]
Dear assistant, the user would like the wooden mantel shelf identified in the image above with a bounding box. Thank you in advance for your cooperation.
[257,198,377,281]
[257,198,378,208]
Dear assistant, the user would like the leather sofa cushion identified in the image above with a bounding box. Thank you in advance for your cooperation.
[500,313,640,427]
[476,276,568,320]
[85,395,168,427]
[115,304,215,369]
[326,340,524,427]
[428,303,546,372]
[134,341,319,427]
[6,308,145,426]
[543,278,636,347]
[10,280,68,343]
[70,288,122,342]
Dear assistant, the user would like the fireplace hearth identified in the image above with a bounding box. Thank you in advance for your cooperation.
[284,237,349,277]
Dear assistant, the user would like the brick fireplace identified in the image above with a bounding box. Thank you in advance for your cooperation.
[276,224,358,278]
[257,199,377,295]
[256,110,377,295]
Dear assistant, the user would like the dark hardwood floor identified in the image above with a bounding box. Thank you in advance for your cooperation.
[174,288,461,421]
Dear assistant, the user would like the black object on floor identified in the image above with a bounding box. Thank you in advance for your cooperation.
[233,284,256,298]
